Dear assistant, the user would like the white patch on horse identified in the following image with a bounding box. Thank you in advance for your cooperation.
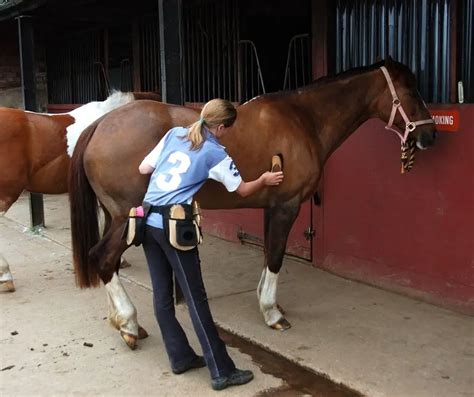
[258,268,283,326]
[66,91,135,157]
[105,272,138,336]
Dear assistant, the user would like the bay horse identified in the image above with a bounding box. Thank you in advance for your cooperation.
[0,91,161,292]
[68,58,436,349]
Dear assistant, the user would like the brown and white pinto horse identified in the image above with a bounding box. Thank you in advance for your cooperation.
[0,91,161,292]
[68,58,436,349]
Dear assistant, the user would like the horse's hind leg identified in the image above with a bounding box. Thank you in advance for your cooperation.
[258,201,300,331]
[99,206,130,269]
[91,217,146,349]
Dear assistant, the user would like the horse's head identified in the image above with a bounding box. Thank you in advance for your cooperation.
[376,57,436,150]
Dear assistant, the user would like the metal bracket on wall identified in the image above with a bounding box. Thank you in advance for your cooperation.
[237,228,264,246]
[304,226,315,241]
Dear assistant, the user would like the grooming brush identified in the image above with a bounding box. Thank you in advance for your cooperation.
[271,155,282,172]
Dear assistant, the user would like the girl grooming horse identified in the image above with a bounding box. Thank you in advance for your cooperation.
[138,99,282,390]
[69,58,436,349]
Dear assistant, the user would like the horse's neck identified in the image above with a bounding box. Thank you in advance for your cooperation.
[297,69,382,163]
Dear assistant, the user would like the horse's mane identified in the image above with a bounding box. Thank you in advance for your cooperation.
[307,60,387,88]
[246,59,407,104]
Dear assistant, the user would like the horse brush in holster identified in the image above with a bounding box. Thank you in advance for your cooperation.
[163,203,202,251]
[124,203,152,246]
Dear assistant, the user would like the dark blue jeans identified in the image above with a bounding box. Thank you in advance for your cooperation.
[142,225,235,379]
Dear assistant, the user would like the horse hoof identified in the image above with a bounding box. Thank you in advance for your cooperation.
[270,317,292,331]
[277,304,285,315]
[0,280,15,292]
[138,326,149,339]
[120,331,138,350]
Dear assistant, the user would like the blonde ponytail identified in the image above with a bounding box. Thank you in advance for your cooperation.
[186,99,237,150]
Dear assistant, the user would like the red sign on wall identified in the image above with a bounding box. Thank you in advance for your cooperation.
[430,109,460,132]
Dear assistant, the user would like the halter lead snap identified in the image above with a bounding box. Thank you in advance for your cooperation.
[380,66,434,143]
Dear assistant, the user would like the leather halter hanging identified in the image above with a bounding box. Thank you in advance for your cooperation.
[380,66,434,143]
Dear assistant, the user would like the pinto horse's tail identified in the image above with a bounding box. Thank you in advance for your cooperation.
[68,119,103,288]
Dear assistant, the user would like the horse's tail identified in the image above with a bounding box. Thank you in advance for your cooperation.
[68,119,102,288]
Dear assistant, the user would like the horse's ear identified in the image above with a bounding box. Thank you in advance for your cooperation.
[375,55,383,63]
[385,55,394,65]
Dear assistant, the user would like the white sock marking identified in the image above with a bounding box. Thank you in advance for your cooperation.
[258,268,283,326]
[105,273,138,335]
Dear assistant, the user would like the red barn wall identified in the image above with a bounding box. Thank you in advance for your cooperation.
[314,105,473,314]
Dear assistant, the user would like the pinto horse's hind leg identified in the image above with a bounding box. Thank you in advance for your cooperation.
[90,216,146,349]
[258,201,300,331]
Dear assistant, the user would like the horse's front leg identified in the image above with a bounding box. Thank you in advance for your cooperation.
[1,193,22,292]
[258,201,300,331]
[0,254,15,292]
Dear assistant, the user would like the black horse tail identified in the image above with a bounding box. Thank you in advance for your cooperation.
[68,119,103,288]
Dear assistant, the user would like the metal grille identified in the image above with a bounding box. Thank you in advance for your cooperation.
[139,16,161,93]
[119,58,133,92]
[459,0,473,102]
[335,0,452,103]
[182,0,239,103]
[47,32,102,104]
[238,40,266,101]
[282,34,311,90]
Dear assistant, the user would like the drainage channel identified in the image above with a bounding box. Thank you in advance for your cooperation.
[217,327,363,397]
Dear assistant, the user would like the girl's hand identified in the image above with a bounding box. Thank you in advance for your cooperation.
[261,171,284,186]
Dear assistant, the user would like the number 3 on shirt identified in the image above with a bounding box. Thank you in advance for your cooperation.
[156,151,191,191]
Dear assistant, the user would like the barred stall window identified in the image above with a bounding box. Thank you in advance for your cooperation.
[334,0,461,104]
[459,0,473,103]
[46,32,104,104]
[138,16,161,94]
[182,0,240,103]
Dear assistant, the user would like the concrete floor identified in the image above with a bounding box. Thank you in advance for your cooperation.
[1,193,473,397]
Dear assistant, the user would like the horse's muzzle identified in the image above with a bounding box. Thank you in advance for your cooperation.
[417,130,436,150]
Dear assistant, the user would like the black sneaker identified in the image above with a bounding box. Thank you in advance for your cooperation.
[211,368,254,391]
[172,355,206,375]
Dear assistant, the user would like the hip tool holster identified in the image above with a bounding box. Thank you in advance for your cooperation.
[123,202,203,250]
[123,202,152,247]
[161,203,203,251]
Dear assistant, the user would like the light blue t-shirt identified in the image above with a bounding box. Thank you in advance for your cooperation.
[142,127,242,228]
